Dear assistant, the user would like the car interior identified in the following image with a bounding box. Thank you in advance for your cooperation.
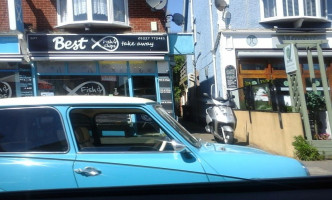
[70,108,173,152]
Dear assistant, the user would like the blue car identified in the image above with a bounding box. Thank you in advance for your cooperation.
[0,96,309,192]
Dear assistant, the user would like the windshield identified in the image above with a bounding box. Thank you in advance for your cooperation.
[154,105,201,148]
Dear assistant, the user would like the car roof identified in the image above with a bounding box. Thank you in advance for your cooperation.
[0,96,156,107]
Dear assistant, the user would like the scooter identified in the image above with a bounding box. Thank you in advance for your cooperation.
[204,92,237,144]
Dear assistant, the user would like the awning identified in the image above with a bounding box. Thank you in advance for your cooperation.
[0,55,23,62]
[30,54,166,61]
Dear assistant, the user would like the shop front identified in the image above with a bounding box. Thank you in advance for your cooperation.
[26,33,174,114]
[0,35,29,98]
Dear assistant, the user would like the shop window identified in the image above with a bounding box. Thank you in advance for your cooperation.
[0,72,16,98]
[99,61,127,73]
[132,76,156,101]
[57,0,129,28]
[303,63,326,70]
[37,62,66,74]
[38,75,129,96]
[68,62,97,74]
[272,61,286,70]
[130,61,156,74]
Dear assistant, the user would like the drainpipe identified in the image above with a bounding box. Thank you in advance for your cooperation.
[209,0,218,98]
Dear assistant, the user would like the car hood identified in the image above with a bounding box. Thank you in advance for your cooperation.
[196,142,308,180]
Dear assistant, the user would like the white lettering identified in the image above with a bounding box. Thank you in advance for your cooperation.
[53,37,88,50]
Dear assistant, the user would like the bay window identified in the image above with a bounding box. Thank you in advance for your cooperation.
[261,0,332,21]
[57,0,129,28]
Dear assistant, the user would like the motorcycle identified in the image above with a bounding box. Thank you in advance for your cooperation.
[204,92,237,144]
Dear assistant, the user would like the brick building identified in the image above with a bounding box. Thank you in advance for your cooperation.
[0,0,183,115]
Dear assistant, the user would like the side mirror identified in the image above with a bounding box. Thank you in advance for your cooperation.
[170,140,187,153]
[203,93,210,98]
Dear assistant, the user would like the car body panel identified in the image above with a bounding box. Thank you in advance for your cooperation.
[196,143,308,181]
[0,154,77,191]
[74,152,209,188]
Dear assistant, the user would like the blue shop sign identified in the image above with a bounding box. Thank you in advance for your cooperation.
[0,36,20,54]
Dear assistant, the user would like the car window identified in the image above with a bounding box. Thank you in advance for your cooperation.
[0,107,68,152]
[70,108,173,152]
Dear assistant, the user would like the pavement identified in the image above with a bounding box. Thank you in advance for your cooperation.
[179,119,332,177]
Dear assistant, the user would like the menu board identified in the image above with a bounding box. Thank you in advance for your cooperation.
[225,65,237,89]
[19,65,33,97]
[159,76,174,115]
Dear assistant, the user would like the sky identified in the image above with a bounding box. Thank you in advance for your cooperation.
[167,0,184,33]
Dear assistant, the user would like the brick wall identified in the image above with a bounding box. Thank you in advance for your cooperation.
[0,1,9,31]
[22,0,166,33]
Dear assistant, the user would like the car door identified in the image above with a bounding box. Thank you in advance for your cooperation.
[0,107,77,191]
[70,107,209,188]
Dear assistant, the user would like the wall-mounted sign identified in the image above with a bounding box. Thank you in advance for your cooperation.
[0,82,12,98]
[19,64,33,97]
[158,76,174,115]
[225,65,237,89]
[283,44,297,74]
[28,34,169,54]
[63,81,106,96]
[246,35,257,47]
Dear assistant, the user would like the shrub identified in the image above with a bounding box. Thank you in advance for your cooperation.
[292,136,324,161]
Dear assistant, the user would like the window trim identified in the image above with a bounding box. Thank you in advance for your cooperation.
[0,106,69,154]
[56,0,130,29]
[69,107,177,153]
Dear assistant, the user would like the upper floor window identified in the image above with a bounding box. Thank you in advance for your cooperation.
[283,0,299,16]
[261,0,332,22]
[263,0,277,18]
[57,0,129,28]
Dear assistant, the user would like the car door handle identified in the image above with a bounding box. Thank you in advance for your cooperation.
[74,167,102,177]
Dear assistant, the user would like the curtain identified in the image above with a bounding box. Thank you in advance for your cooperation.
[93,0,107,15]
[73,0,87,19]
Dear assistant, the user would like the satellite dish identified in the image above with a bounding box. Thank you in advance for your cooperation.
[172,13,184,26]
[215,0,228,11]
[146,0,168,10]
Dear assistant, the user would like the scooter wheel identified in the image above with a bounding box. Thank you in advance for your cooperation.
[224,131,234,144]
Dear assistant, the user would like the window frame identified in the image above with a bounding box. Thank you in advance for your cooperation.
[0,106,69,153]
[69,107,176,153]
[56,0,130,28]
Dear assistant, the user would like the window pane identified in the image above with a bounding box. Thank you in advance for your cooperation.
[99,61,127,73]
[0,107,68,152]
[283,0,299,16]
[38,75,129,96]
[70,109,172,152]
[241,63,266,70]
[73,0,87,21]
[60,0,68,23]
[113,0,126,22]
[304,0,316,16]
[68,62,97,74]
[92,0,108,21]
[132,76,156,101]
[263,0,276,18]
[37,62,66,74]
[327,0,332,20]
